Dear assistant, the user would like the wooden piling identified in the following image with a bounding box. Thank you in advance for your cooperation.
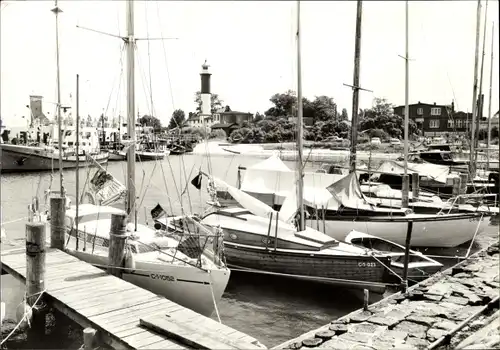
[452,177,461,198]
[401,220,414,293]
[83,327,97,350]
[363,289,369,311]
[26,222,47,338]
[108,213,128,278]
[26,222,46,306]
[459,173,468,204]
[50,196,66,250]
[411,172,419,200]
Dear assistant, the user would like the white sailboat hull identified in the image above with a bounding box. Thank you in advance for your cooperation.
[65,247,230,317]
[311,213,490,248]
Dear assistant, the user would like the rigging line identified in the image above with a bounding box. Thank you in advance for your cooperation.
[145,1,155,117]
[103,44,127,118]
[155,1,176,110]
[165,156,187,216]
[112,44,126,124]
[135,46,156,117]
[159,161,177,216]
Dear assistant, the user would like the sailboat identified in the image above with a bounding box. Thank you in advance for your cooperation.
[214,1,495,248]
[189,1,430,293]
[45,0,230,317]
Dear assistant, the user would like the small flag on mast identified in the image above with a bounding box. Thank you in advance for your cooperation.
[151,203,167,220]
[191,172,203,190]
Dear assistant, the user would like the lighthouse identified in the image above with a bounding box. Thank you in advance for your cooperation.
[200,60,212,126]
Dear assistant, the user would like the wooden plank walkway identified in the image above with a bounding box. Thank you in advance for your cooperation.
[1,244,265,350]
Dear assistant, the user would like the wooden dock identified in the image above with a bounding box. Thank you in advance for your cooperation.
[1,241,265,350]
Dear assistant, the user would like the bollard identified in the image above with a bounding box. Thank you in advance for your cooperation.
[108,213,128,278]
[25,222,47,339]
[411,172,420,200]
[363,289,369,311]
[50,196,66,250]
[401,174,410,208]
[83,327,97,350]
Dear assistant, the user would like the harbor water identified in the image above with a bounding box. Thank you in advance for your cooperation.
[1,153,498,348]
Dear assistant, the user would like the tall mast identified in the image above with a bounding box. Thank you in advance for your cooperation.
[296,0,305,232]
[349,0,363,174]
[75,74,80,240]
[486,22,494,170]
[469,0,481,178]
[51,0,64,196]
[126,0,136,220]
[402,0,410,208]
[476,0,488,157]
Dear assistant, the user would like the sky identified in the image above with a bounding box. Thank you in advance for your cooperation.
[1,1,499,127]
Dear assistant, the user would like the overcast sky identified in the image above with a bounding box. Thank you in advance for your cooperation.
[1,1,498,127]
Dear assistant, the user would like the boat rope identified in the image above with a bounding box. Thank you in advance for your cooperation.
[207,270,222,324]
[0,290,46,346]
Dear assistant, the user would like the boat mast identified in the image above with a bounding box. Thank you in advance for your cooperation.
[296,0,305,231]
[349,0,363,174]
[469,0,481,178]
[402,0,410,208]
[52,0,65,196]
[486,22,494,170]
[125,0,136,223]
[75,74,80,240]
[476,0,488,160]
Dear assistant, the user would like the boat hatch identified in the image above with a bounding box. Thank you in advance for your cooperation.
[219,208,252,218]
[294,231,339,248]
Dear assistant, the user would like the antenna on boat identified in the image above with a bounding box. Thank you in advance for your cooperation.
[296,0,305,232]
[486,21,494,170]
[51,0,65,197]
[76,74,80,248]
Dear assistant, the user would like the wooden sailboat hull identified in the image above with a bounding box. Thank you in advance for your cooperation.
[311,212,490,248]
[1,144,108,173]
[223,242,389,292]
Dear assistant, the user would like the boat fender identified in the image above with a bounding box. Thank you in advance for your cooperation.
[124,246,136,271]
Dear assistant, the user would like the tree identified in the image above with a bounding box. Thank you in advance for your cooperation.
[359,98,417,139]
[194,91,223,114]
[340,108,348,121]
[224,105,231,112]
[265,90,297,117]
[138,114,162,130]
[310,95,337,122]
[254,112,264,123]
[168,109,186,129]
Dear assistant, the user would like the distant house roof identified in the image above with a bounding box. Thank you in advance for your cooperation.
[186,116,199,121]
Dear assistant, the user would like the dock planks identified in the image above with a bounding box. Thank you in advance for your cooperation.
[1,246,266,350]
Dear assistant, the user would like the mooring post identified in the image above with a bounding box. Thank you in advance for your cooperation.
[401,220,414,294]
[26,222,47,338]
[108,213,128,278]
[50,196,66,250]
[411,172,419,200]
[83,327,97,350]
[452,177,461,199]
[363,289,369,311]
[459,173,468,204]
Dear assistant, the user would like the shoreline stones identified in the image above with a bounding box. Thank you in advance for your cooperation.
[274,244,500,350]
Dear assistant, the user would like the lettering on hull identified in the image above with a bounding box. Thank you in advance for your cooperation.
[150,273,175,282]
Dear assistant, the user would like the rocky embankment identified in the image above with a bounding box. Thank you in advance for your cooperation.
[274,242,500,350]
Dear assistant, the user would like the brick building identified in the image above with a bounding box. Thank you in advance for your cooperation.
[393,101,472,137]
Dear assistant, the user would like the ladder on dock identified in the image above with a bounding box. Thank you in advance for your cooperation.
[1,244,265,350]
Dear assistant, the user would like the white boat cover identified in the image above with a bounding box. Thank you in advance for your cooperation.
[213,177,277,219]
[248,154,292,172]
[375,160,451,184]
